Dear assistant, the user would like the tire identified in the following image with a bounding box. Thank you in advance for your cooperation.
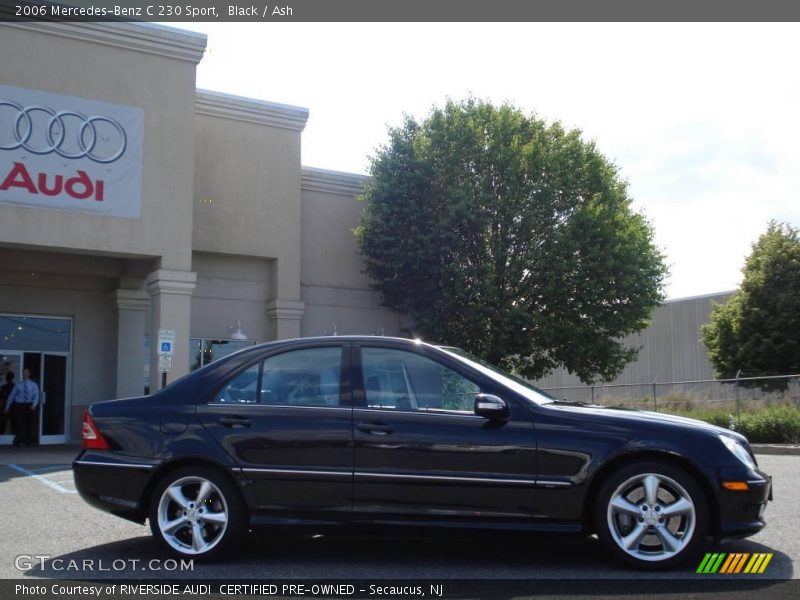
[148,465,247,561]
[594,460,709,570]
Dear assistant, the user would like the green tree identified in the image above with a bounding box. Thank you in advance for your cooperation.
[354,98,667,383]
[702,221,800,387]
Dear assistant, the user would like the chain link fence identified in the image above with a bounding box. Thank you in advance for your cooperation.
[542,374,800,417]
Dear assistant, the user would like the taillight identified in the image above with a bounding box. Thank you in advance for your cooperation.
[82,410,110,450]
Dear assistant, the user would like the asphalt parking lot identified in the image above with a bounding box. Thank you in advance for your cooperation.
[0,449,795,582]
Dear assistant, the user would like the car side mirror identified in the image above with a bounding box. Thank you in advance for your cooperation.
[474,394,508,420]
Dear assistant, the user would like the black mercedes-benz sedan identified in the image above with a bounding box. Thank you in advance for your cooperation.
[73,336,771,569]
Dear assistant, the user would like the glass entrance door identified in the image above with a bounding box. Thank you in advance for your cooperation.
[41,353,68,444]
[0,315,72,446]
[0,353,69,445]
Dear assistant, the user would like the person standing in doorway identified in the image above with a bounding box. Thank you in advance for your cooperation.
[4,369,39,447]
[0,372,15,436]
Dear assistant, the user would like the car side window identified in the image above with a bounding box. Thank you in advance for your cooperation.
[361,347,480,414]
[261,347,343,407]
[213,363,260,404]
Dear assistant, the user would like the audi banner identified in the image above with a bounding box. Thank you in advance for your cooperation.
[0,85,143,218]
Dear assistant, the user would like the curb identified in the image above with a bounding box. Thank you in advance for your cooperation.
[751,444,800,456]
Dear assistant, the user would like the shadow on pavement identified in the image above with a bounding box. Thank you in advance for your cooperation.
[0,443,78,484]
[19,529,793,584]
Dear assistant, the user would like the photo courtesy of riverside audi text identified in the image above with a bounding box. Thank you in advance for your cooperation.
[1,1,799,599]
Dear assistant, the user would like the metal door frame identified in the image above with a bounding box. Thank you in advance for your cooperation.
[39,351,71,445]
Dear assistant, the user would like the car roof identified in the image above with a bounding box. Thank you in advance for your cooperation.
[257,335,426,345]
[233,336,449,362]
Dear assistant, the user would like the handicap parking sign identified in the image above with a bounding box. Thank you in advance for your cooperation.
[157,329,176,356]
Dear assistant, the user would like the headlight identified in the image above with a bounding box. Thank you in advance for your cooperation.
[719,434,756,469]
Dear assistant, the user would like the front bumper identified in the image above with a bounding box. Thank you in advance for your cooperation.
[714,466,772,539]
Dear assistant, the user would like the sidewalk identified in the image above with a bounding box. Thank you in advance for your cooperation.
[0,444,82,465]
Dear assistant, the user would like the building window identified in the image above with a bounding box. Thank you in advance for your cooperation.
[191,338,256,371]
[0,315,71,352]
[144,337,257,394]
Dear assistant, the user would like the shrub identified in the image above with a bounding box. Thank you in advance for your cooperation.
[736,405,800,443]
[662,404,800,443]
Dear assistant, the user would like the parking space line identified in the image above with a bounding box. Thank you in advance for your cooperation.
[29,465,70,473]
[8,463,77,494]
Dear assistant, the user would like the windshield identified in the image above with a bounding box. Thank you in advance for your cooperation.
[437,346,555,405]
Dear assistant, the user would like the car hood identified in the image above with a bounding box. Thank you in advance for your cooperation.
[543,401,746,442]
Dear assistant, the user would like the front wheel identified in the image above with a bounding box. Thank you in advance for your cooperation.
[594,461,709,570]
[149,466,246,561]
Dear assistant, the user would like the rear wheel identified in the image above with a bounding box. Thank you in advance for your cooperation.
[149,465,246,561]
[594,461,709,570]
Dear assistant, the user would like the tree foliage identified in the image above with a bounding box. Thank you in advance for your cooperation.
[354,98,667,383]
[702,221,800,387]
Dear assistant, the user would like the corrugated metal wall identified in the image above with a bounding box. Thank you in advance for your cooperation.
[534,291,732,391]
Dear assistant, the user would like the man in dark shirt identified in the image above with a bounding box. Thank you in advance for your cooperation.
[0,372,14,436]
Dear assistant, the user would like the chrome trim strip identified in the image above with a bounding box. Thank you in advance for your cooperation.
[355,471,539,486]
[535,480,573,488]
[240,467,352,478]
[74,460,155,469]
[207,403,351,411]
[354,407,481,419]
[236,467,572,488]
[206,404,482,418]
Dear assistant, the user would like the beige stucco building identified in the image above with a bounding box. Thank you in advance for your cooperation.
[0,22,403,444]
[0,22,734,446]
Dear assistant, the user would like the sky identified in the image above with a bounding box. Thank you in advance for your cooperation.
[171,22,800,300]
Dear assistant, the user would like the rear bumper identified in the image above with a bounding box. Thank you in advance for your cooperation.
[714,467,772,539]
[72,450,158,523]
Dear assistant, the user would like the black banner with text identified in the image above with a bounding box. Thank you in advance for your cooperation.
[2,0,800,22]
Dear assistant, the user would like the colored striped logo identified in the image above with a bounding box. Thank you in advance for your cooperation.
[696,552,773,574]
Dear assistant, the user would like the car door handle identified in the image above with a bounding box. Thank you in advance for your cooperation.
[218,416,252,428]
[356,421,393,435]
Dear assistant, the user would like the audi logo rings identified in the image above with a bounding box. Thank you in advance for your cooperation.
[0,101,127,163]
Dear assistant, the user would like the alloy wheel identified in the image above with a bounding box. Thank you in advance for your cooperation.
[606,472,696,562]
[156,476,229,555]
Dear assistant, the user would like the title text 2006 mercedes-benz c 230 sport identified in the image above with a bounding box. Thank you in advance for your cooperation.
[73,336,771,569]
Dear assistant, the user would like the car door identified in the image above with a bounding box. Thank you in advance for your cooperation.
[197,343,353,517]
[352,342,539,521]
